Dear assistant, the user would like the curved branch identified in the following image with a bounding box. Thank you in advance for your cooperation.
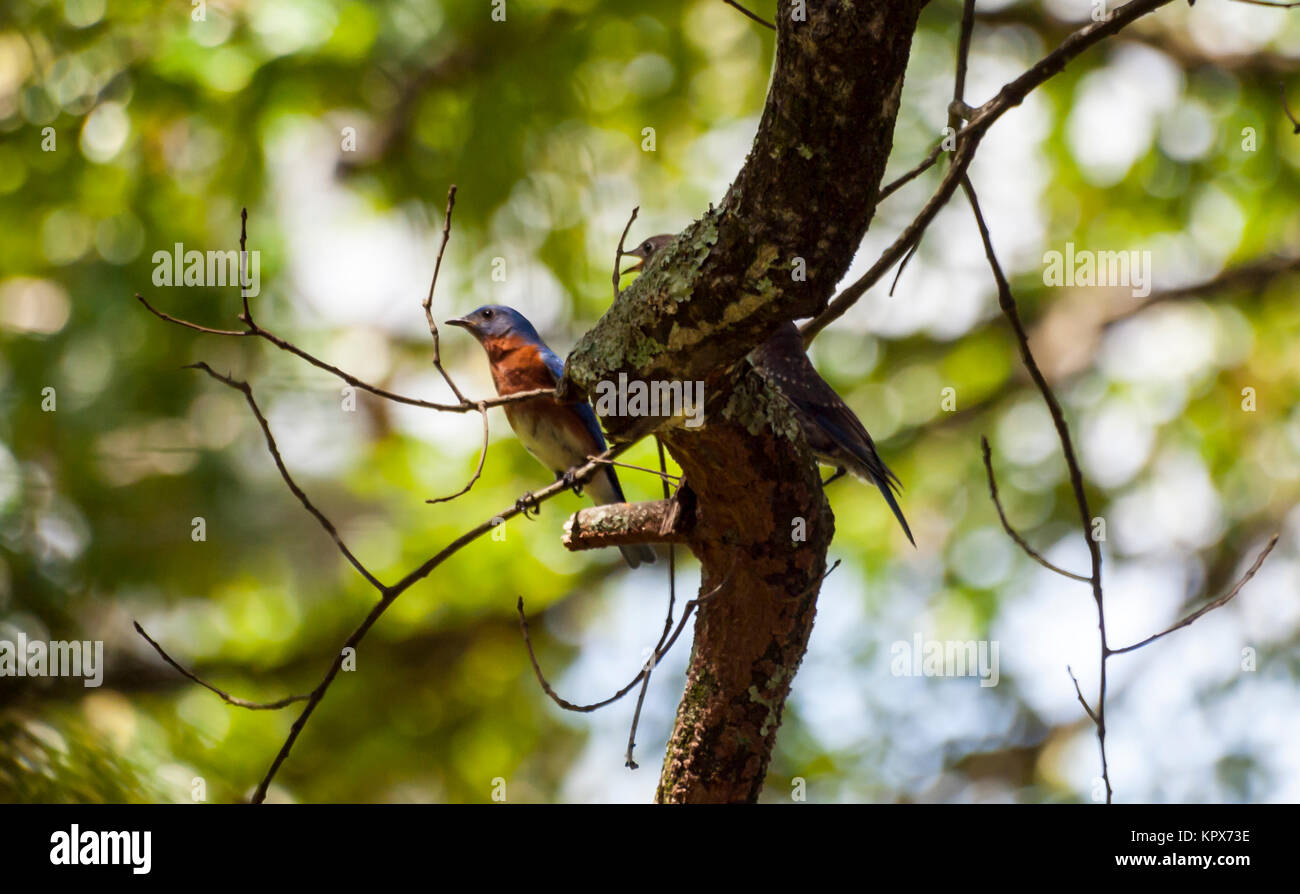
[426,402,490,504]
[1066,666,1098,725]
[613,206,639,301]
[422,184,469,406]
[187,362,386,592]
[515,571,731,715]
[1110,535,1279,655]
[981,436,1091,583]
[134,621,308,711]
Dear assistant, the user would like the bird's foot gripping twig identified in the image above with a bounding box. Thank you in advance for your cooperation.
[515,491,541,519]
[560,467,584,497]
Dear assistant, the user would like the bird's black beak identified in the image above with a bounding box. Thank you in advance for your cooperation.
[445,316,473,331]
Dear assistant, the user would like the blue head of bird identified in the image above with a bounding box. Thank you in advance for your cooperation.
[446,304,543,345]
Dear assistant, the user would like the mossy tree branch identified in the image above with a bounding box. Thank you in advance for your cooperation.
[553,0,931,803]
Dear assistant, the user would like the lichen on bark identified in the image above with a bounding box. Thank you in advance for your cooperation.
[556,0,929,803]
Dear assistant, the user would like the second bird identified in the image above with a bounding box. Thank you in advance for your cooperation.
[622,235,914,546]
[447,305,655,568]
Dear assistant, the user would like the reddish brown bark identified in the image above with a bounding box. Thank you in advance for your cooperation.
[656,404,833,803]
[558,1,929,802]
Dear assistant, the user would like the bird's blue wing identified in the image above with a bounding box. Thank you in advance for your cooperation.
[541,346,626,502]
[539,345,567,384]
[540,347,604,446]
[570,399,609,452]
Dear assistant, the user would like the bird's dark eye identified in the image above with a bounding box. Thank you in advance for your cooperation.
[481,309,493,319]
[642,242,653,253]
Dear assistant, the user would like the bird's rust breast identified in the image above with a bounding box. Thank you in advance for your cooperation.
[484,336,557,396]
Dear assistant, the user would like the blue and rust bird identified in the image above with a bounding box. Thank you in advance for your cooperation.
[622,235,914,546]
[447,304,656,568]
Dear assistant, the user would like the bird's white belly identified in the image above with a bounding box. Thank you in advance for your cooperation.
[509,407,579,474]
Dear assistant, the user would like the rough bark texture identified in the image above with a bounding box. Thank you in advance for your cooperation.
[560,0,928,802]
[560,0,929,417]
[562,499,691,550]
[655,373,834,803]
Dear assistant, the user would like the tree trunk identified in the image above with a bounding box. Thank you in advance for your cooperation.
[655,377,834,802]
[561,0,929,803]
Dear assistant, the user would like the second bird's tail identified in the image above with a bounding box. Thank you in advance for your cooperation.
[869,473,915,547]
[589,466,657,568]
[619,543,656,568]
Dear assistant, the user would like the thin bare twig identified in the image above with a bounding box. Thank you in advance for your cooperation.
[516,571,731,715]
[961,174,1111,799]
[587,454,681,485]
[427,402,489,504]
[962,180,1102,597]
[888,238,922,297]
[423,184,469,405]
[1110,535,1279,655]
[186,362,387,592]
[877,143,944,204]
[419,185,495,504]
[137,293,555,414]
[950,0,977,132]
[135,295,251,337]
[721,0,776,30]
[888,0,973,303]
[238,208,253,326]
[803,0,1177,345]
[656,440,677,627]
[614,206,639,301]
[134,621,309,710]
[624,440,681,768]
[1066,666,1098,724]
[980,436,1091,583]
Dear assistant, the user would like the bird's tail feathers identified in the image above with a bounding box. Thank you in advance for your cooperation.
[873,475,915,547]
[620,543,656,568]
[588,467,656,567]
[838,445,914,546]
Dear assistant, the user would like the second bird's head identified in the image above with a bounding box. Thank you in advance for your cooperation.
[620,233,676,275]
[446,305,541,345]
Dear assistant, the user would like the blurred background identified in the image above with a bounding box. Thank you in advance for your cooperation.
[1,0,1299,803]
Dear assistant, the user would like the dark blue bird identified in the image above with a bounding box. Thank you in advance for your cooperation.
[623,235,914,546]
[447,304,656,568]
[750,322,914,545]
